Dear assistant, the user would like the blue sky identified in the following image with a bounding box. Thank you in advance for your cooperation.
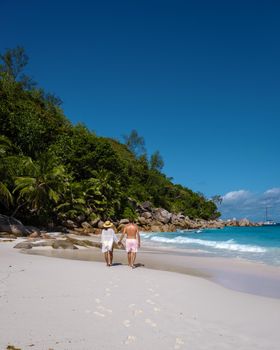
[1,0,280,220]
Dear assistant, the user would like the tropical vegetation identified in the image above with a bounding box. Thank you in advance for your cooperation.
[0,47,220,225]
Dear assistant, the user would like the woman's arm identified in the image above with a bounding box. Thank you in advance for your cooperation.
[118,227,126,243]
[112,231,119,243]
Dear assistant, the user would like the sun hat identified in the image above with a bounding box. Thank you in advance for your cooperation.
[103,220,113,228]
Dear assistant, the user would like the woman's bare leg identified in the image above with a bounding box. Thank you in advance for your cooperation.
[109,250,113,266]
[104,252,109,266]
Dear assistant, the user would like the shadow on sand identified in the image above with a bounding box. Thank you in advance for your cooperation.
[132,263,145,269]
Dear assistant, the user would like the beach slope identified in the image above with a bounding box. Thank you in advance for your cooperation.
[0,241,280,350]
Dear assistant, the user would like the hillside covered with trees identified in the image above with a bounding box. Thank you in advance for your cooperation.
[0,47,220,226]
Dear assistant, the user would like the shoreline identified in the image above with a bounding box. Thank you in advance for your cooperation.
[0,242,280,350]
[23,241,280,299]
[1,240,280,349]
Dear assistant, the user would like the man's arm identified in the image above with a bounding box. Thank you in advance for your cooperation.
[118,226,126,243]
[136,226,140,247]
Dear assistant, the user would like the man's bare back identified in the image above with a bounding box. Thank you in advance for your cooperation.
[123,223,139,239]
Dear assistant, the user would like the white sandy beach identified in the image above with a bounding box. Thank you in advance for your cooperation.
[1,240,280,350]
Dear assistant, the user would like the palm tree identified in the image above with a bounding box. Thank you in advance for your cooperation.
[0,135,14,208]
[0,182,13,208]
[55,181,88,220]
[86,170,122,218]
[13,156,69,216]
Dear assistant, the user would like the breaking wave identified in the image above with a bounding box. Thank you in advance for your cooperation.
[150,236,267,253]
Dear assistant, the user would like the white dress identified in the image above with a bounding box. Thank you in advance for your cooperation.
[101,228,118,253]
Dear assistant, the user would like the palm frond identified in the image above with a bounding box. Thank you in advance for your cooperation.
[0,182,13,207]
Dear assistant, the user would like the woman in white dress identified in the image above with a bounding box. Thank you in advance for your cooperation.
[101,221,118,266]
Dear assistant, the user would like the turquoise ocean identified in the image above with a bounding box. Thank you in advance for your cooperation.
[141,226,280,266]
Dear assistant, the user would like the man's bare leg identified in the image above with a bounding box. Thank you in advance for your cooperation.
[127,252,132,266]
[131,252,136,268]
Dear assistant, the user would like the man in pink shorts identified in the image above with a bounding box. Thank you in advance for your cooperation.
[118,220,140,268]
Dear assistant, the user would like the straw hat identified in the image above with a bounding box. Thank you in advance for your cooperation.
[103,220,113,228]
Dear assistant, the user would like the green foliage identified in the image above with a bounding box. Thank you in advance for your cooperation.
[55,181,87,220]
[13,157,69,217]
[0,182,13,208]
[211,195,223,205]
[0,46,220,224]
[123,129,146,158]
[48,125,124,180]
[150,150,164,171]
[0,46,28,81]
[0,77,70,158]
[0,135,20,208]
[122,207,137,221]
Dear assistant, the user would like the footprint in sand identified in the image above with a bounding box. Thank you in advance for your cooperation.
[133,309,143,316]
[97,305,112,314]
[146,299,155,305]
[123,335,136,345]
[94,311,105,317]
[174,337,185,349]
[123,319,131,328]
[97,305,105,311]
[145,318,157,328]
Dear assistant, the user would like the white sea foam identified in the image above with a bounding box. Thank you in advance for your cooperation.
[140,233,151,239]
[150,236,267,253]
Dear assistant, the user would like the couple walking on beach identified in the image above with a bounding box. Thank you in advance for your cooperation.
[101,220,141,269]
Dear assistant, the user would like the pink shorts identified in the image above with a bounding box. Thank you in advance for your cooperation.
[126,239,138,253]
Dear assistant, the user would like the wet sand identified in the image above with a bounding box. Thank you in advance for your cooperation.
[1,240,280,350]
[25,244,280,299]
